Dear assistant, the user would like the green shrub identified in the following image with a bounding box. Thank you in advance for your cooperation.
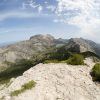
[15,59,35,68]
[60,60,68,63]
[91,63,100,81]
[11,80,36,96]
[81,51,100,59]
[22,80,36,90]
[43,60,60,63]
[47,47,72,61]
[67,54,84,65]
[11,89,24,96]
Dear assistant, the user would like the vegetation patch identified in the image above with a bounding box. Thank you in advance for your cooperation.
[67,54,84,65]
[43,60,60,63]
[44,60,68,64]
[11,80,36,96]
[0,59,40,85]
[81,51,100,58]
[91,63,100,82]
[46,46,72,61]
[81,51,100,62]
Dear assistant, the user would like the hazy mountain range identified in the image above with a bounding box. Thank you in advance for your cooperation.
[0,34,99,75]
[0,34,100,65]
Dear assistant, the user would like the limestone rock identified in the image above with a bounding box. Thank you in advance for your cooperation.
[0,58,100,100]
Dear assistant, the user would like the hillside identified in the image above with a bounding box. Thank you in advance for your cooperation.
[0,34,56,64]
[0,58,100,100]
[0,34,100,85]
[64,38,100,56]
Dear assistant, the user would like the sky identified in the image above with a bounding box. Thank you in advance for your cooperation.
[0,0,100,43]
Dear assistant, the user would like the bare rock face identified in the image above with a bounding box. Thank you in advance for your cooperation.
[65,38,93,53]
[0,58,100,100]
[30,34,55,45]
[0,34,56,65]
[65,38,100,56]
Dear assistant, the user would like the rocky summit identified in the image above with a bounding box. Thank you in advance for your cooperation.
[0,34,56,63]
[0,58,100,100]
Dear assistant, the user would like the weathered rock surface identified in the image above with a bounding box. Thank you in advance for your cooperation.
[64,38,100,56]
[0,34,56,63]
[0,58,100,100]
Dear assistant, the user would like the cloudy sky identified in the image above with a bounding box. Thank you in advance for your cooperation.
[0,0,100,43]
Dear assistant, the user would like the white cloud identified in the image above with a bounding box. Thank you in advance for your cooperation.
[38,5,43,13]
[28,0,39,8]
[23,0,43,13]
[0,11,51,21]
[53,19,59,23]
[55,0,100,37]
[0,11,34,21]
[46,5,56,12]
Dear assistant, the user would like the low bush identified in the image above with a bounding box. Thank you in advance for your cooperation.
[11,89,23,96]
[43,60,60,63]
[22,80,36,90]
[91,63,100,82]
[81,51,100,59]
[46,47,72,61]
[67,54,84,65]
[11,80,36,96]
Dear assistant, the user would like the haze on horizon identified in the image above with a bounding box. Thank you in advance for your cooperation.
[0,0,100,43]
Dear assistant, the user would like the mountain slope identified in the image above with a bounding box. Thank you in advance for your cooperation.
[64,38,100,56]
[0,58,100,100]
[0,34,54,63]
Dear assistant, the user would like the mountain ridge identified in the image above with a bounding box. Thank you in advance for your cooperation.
[0,34,100,69]
[0,58,100,100]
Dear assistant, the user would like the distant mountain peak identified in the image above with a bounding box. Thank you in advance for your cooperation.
[65,38,100,56]
[30,34,55,41]
[69,38,86,43]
